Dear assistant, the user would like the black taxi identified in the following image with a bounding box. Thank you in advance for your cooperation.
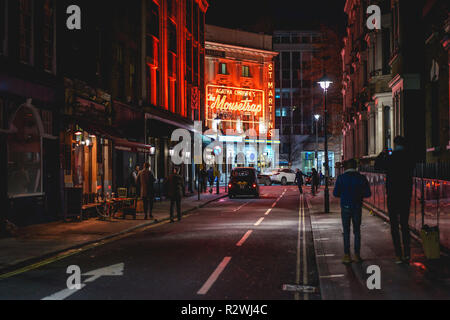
[228,167,260,199]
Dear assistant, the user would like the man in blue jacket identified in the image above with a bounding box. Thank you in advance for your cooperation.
[333,159,371,264]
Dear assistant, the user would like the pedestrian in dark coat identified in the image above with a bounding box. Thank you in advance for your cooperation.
[375,136,415,264]
[207,167,215,194]
[167,167,184,222]
[200,167,207,193]
[333,159,371,264]
[311,168,320,196]
[137,163,156,220]
[294,169,305,194]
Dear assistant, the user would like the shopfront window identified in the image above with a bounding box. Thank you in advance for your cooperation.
[7,105,42,197]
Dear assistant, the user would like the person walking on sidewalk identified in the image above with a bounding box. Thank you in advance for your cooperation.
[200,166,207,193]
[167,167,184,223]
[137,163,156,221]
[207,167,215,194]
[333,159,371,264]
[311,168,320,196]
[375,136,415,264]
[295,169,305,194]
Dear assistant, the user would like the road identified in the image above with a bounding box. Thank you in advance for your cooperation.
[0,186,320,300]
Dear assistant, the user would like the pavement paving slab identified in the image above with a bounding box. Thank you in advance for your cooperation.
[308,187,450,300]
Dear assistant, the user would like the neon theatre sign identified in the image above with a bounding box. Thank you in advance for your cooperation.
[206,85,265,116]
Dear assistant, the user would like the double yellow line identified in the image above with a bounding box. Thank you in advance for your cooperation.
[295,194,308,300]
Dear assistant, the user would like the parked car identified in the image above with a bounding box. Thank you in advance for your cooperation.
[229,167,260,198]
[270,169,296,186]
[257,169,276,186]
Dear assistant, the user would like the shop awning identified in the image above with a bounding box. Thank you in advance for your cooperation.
[65,116,152,154]
[113,138,153,154]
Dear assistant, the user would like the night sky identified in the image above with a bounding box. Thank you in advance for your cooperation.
[206,0,347,35]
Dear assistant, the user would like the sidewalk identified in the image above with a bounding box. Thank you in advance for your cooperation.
[307,188,450,300]
[0,188,227,273]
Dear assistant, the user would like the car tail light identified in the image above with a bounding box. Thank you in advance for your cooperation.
[228,184,232,188]
[252,184,257,188]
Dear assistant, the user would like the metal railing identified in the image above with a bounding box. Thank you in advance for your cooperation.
[360,161,450,251]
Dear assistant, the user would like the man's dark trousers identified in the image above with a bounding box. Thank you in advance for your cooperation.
[341,206,362,255]
[170,196,181,221]
[388,196,411,257]
[143,196,154,219]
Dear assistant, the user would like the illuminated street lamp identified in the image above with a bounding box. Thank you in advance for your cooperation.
[314,114,321,170]
[317,75,333,214]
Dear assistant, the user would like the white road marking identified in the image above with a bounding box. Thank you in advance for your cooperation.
[316,254,336,257]
[197,257,232,295]
[320,274,345,279]
[42,284,87,301]
[42,263,124,300]
[314,238,330,242]
[233,201,251,212]
[254,217,265,226]
[264,208,272,216]
[236,230,253,247]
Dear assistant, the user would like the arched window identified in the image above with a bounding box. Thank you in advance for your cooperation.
[7,103,43,197]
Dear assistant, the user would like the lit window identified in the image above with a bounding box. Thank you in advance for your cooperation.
[242,65,250,77]
[219,63,227,75]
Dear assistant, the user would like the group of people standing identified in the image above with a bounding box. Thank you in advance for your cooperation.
[294,168,322,196]
[130,164,185,223]
[333,136,415,265]
[199,166,218,194]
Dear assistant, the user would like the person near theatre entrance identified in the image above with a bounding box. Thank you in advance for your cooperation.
[137,163,156,221]
[375,136,415,264]
[167,167,184,223]
[333,159,371,264]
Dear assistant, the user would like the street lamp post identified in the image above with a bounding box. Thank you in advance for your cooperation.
[314,114,321,171]
[317,75,333,214]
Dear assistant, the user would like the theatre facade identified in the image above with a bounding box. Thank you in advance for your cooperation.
[204,25,279,174]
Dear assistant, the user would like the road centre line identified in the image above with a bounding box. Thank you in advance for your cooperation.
[233,201,251,212]
[264,208,272,216]
[197,257,232,295]
[236,230,253,247]
[254,217,265,226]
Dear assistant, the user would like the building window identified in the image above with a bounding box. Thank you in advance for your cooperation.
[41,109,52,135]
[242,65,250,77]
[168,21,177,53]
[7,105,42,197]
[19,0,33,64]
[186,0,192,32]
[0,0,6,55]
[147,0,159,38]
[219,63,227,75]
[43,0,54,72]
[167,0,175,18]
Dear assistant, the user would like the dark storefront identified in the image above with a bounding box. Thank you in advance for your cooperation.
[0,76,60,227]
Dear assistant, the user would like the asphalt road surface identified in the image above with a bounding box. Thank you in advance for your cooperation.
[0,186,320,300]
